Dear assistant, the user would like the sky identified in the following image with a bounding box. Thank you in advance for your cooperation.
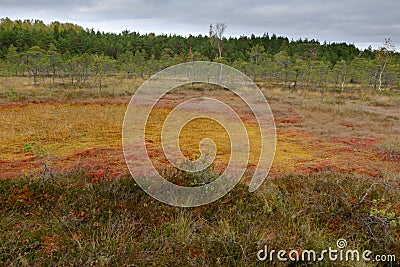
[1,0,399,50]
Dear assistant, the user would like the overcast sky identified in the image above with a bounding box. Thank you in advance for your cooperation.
[1,0,399,49]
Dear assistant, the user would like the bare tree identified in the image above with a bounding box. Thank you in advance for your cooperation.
[209,22,227,58]
[377,38,396,91]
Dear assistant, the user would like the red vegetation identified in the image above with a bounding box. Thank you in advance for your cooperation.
[332,136,379,148]
[274,110,302,124]
[341,122,354,128]
[8,185,32,204]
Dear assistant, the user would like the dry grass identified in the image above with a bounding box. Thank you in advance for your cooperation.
[1,79,399,180]
[0,103,125,159]
[0,171,398,266]
[0,76,144,103]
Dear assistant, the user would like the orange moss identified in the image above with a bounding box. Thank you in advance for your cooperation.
[1,94,398,181]
[0,102,125,160]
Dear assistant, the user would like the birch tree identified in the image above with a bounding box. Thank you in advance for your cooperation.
[376,38,396,91]
[209,22,227,59]
[209,22,227,84]
[334,60,349,92]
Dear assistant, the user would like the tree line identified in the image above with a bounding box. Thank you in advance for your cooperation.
[0,17,399,91]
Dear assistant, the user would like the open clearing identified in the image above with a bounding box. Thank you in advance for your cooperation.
[1,84,399,180]
[0,79,399,265]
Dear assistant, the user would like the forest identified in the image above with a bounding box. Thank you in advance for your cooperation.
[0,17,399,91]
[1,17,400,266]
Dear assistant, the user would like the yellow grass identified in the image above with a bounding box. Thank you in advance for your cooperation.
[0,101,325,175]
[2,80,398,178]
[145,107,262,165]
[0,103,125,159]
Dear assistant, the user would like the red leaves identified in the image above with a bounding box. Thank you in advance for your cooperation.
[9,185,32,205]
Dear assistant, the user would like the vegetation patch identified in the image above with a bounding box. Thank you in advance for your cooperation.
[377,136,400,162]
[0,172,398,266]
